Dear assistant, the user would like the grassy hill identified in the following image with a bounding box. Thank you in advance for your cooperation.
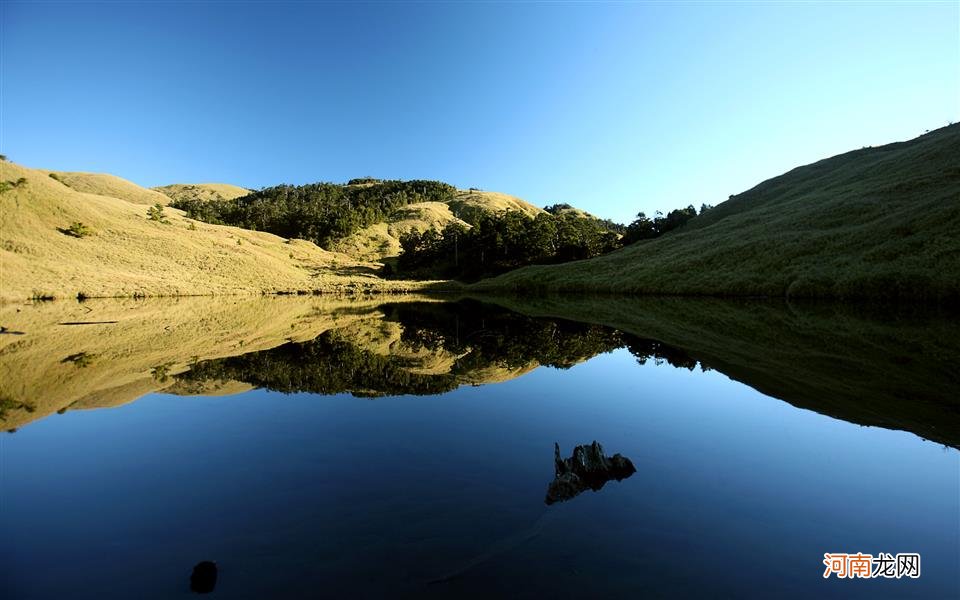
[331,201,471,261]
[474,124,960,300]
[45,170,173,205]
[330,189,546,261]
[0,161,438,301]
[153,182,251,203]
[447,189,544,223]
[153,176,601,264]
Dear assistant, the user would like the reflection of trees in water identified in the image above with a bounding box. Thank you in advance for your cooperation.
[180,331,458,397]
[624,338,708,371]
[178,301,703,398]
[384,301,629,371]
[0,394,36,421]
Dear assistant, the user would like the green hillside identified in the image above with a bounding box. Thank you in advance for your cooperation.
[473,124,960,300]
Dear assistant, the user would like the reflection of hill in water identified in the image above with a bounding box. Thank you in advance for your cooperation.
[2,296,958,449]
[178,301,623,398]
[0,297,611,429]
[485,296,960,449]
[0,296,441,429]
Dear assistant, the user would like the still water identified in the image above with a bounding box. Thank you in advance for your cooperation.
[1,297,958,598]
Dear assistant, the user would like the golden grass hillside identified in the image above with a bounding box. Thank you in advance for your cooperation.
[331,202,471,261]
[153,182,251,203]
[0,161,443,301]
[328,190,544,262]
[45,170,173,205]
[474,124,960,300]
[548,205,595,219]
[447,189,544,224]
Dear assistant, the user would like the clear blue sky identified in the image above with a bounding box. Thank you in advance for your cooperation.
[2,1,957,223]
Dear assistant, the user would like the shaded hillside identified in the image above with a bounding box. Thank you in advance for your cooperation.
[393,210,622,281]
[474,125,960,300]
[0,161,436,300]
[153,182,250,203]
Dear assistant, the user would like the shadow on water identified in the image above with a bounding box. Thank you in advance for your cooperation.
[1,295,958,448]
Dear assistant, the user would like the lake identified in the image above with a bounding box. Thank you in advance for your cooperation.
[1,296,958,598]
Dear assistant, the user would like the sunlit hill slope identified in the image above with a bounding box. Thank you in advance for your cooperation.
[153,182,251,203]
[0,162,434,301]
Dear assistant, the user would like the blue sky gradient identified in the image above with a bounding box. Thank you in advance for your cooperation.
[2,1,957,222]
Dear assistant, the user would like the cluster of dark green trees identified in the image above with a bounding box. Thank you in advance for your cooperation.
[393,203,714,280]
[170,179,456,248]
[182,330,458,397]
[384,301,626,371]
[392,211,622,280]
[544,203,627,234]
[621,204,712,245]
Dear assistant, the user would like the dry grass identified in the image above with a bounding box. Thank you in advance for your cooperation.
[331,202,471,261]
[324,190,547,263]
[0,161,448,301]
[448,189,544,224]
[153,182,251,203]
[330,190,545,262]
[551,205,595,219]
[475,125,960,301]
[44,170,174,205]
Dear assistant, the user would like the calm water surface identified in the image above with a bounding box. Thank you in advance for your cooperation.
[1,298,958,598]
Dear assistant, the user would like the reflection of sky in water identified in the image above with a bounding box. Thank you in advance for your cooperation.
[2,349,957,598]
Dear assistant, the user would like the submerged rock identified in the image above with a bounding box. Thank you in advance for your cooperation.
[545,441,636,505]
[190,561,217,594]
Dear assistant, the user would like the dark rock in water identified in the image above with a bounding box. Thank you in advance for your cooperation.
[546,441,636,505]
[190,561,217,594]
